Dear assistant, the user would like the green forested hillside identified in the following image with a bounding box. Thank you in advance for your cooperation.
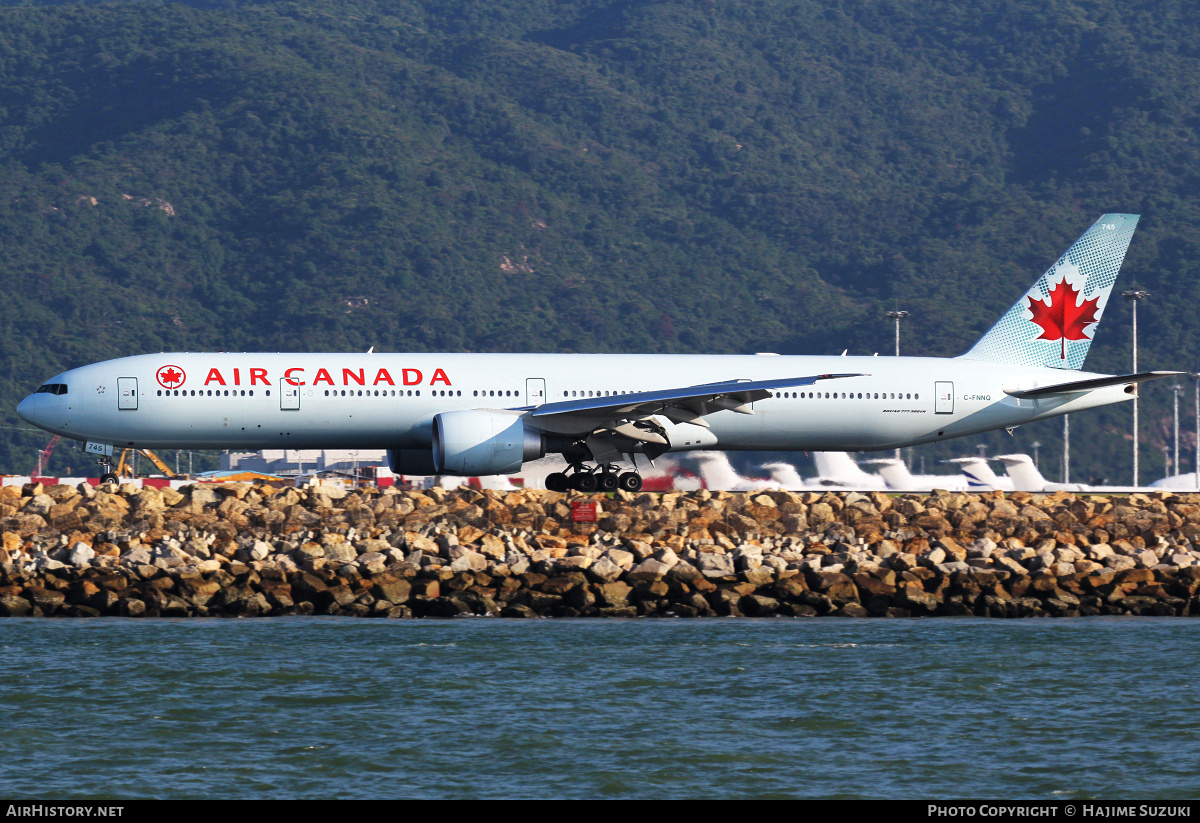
[1,0,1199,482]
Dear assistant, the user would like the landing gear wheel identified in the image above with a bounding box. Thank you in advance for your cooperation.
[546,472,569,493]
[100,472,119,485]
[617,472,643,492]
[598,471,620,493]
[571,472,599,493]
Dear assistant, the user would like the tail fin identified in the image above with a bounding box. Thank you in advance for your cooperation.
[961,213,1139,370]
[992,454,1049,492]
[945,457,1011,490]
[691,451,745,489]
[863,457,917,491]
[761,461,806,490]
[812,452,877,485]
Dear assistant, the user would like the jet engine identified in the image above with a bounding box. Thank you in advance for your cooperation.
[432,410,544,475]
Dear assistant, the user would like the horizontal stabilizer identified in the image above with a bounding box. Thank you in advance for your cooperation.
[1004,370,1183,399]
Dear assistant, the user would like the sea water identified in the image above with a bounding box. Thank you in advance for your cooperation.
[1,617,1198,799]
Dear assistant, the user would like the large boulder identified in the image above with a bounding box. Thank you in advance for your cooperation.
[66,543,95,568]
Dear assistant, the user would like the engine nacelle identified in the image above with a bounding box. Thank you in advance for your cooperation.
[387,448,437,476]
[433,410,544,475]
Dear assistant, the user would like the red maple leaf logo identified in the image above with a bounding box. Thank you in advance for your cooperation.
[156,365,185,388]
[1027,278,1101,360]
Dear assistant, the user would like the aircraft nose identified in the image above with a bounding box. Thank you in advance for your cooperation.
[17,390,53,430]
[16,393,36,425]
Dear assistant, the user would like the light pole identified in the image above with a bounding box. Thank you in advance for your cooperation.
[886,310,909,461]
[1173,383,1183,479]
[886,310,909,357]
[1063,415,1070,484]
[1123,288,1150,485]
[1193,372,1200,491]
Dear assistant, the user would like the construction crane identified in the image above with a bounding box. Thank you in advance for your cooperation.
[114,449,177,479]
[33,436,60,477]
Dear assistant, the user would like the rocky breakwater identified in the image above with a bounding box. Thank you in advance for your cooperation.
[2,481,1200,618]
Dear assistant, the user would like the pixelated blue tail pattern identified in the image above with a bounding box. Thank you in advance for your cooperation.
[960,213,1139,370]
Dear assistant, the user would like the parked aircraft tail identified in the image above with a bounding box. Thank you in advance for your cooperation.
[991,454,1050,492]
[944,457,1013,491]
[812,452,881,488]
[863,457,971,491]
[761,462,806,490]
[961,213,1139,370]
[691,451,773,491]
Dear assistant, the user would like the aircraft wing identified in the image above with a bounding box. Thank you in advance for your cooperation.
[1004,370,1183,399]
[527,372,865,433]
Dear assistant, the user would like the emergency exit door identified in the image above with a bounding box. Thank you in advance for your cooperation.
[526,378,546,407]
[117,377,138,410]
[935,382,954,414]
[280,378,300,410]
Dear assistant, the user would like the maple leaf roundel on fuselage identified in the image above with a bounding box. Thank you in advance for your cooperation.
[156,365,186,389]
[1026,278,1102,360]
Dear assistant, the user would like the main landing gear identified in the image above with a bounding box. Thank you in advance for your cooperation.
[545,464,642,493]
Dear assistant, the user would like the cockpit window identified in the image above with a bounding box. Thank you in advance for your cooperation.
[35,384,68,395]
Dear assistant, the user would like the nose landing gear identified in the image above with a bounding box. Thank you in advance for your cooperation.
[96,455,118,485]
[545,463,643,493]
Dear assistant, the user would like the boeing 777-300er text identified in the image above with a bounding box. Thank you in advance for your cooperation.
[18,213,1181,492]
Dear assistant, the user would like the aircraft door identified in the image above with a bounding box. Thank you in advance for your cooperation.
[526,378,546,407]
[280,378,300,411]
[935,381,954,414]
[117,377,138,410]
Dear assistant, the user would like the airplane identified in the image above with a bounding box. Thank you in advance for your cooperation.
[761,460,808,491]
[809,451,886,489]
[693,451,885,491]
[691,451,777,490]
[862,456,972,492]
[17,213,1183,493]
[990,453,1086,492]
[944,456,1015,491]
[992,452,1172,494]
[1150,472,1200,493]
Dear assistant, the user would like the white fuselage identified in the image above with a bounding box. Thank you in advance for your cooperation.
[17,352,1132,461]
